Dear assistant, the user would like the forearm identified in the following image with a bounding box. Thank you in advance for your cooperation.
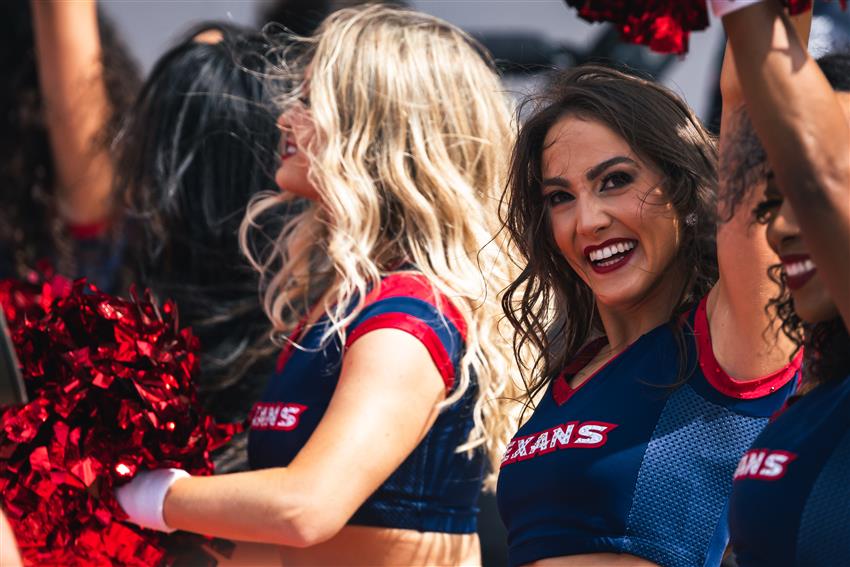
[724,3,850,325]
[31,0,114,224]
[163,467,336,547]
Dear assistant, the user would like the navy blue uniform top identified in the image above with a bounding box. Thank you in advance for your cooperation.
[729,373,850,566]
[247,272,485,533]
[497,296,802,567]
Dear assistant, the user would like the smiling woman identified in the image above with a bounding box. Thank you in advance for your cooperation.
[497,63,801,567]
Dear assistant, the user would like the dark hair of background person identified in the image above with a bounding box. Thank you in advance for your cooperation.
[0,0,140,280]
[114,21,289,472]
[259,0,408,36]
[500,64,719,411]
[721,52,850,389]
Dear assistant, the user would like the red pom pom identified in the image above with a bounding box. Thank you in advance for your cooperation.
[0,276,241,566]
[562,0,839,55]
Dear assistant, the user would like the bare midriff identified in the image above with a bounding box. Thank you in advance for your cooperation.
[213,526,481,566]
[524,553,659,567]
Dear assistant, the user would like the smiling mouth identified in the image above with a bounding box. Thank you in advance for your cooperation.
[782,255,817,290]
[281,139,298,160]
[585,239,637,274]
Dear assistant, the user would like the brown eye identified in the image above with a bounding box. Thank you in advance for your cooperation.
[545,190,574,207]
[601,171,633,191]
[752,198,782,224]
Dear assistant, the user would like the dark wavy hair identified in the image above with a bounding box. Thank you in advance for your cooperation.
[501,64,719,409]
[720,52,850,388]
[0,0,139,278]
[115,22,290,471]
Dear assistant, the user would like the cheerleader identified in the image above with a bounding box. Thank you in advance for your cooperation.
[115,5,517,566]
[717,2,850,564]
[496,44,801,567]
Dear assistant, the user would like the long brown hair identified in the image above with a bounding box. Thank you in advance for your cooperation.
[501,64,718,410]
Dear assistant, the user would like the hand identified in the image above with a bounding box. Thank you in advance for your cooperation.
[115,469,190,533]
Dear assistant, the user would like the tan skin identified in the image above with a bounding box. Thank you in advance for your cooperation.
[31,0,115,226]
[0,508,23,567]
[157,86,481,566]
[723,3,850,333]
[527,30,801,567]
[759,92,850,325]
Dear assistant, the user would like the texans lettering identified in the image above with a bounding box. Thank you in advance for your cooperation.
[733,449,797,481]
[501,421,618,468]
[250,402,308,431]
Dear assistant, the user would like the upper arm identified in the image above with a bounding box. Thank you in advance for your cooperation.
[723,4,850,330]
[285,328,447,537]
[711,25,802,379]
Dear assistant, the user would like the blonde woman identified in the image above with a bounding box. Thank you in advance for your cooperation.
[115,5,517,566]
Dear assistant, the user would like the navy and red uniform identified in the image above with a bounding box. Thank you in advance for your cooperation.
[247,272,484,533]
[728,374,850,566]
[497,296,802,567]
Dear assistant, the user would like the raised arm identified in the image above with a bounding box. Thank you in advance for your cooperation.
[159,329,446,546]
[31,0,114,226]
[706,12,811,379]
[723,2,850,329]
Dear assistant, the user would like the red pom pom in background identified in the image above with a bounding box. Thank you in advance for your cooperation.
[0,273,239,566]
[562,0,837,54]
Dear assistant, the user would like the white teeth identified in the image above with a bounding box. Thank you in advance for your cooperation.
[785,259,816,277]
[589,241,636,262]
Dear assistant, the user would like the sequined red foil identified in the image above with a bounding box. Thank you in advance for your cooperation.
[562,0,831,55]
[0,274,239,566]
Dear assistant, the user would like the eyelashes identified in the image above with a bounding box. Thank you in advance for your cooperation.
[753,198,782,224]
[543,170,635,207]
[601,171,633,190]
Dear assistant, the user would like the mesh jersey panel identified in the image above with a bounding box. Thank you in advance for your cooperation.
[624,384,769,567]
[797,427,850,564]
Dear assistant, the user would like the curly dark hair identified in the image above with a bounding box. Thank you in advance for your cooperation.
[719,53,850,388]
[115,22,292,471]
[501,64,719,409]
[0,0,139,279]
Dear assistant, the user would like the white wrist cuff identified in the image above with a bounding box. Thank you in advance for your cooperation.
[711,0,766,18]
[115,468,190,533]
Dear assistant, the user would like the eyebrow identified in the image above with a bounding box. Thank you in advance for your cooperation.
[585,156,637,181]
[541,155,637,189]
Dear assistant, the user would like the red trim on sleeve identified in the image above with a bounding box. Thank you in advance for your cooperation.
[67,221,109,240]
[345,312,456,392]
[695,295,803,399]
[361,273,468,340]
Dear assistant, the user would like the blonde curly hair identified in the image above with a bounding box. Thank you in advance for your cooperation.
[241,4,521,483]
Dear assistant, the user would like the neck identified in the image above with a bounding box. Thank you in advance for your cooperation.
[596,269,687,354]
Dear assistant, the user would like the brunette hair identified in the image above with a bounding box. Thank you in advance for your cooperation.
[115,22,286,470]
[501,64,718,409]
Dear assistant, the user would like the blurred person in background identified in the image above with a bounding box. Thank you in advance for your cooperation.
[114,21,284,476]
[0,0,139,290]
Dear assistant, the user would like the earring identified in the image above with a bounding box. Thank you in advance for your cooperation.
[685,213,697,227]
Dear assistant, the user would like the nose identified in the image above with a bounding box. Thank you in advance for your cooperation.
[765,199,800,254]
[575,193,612,237]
